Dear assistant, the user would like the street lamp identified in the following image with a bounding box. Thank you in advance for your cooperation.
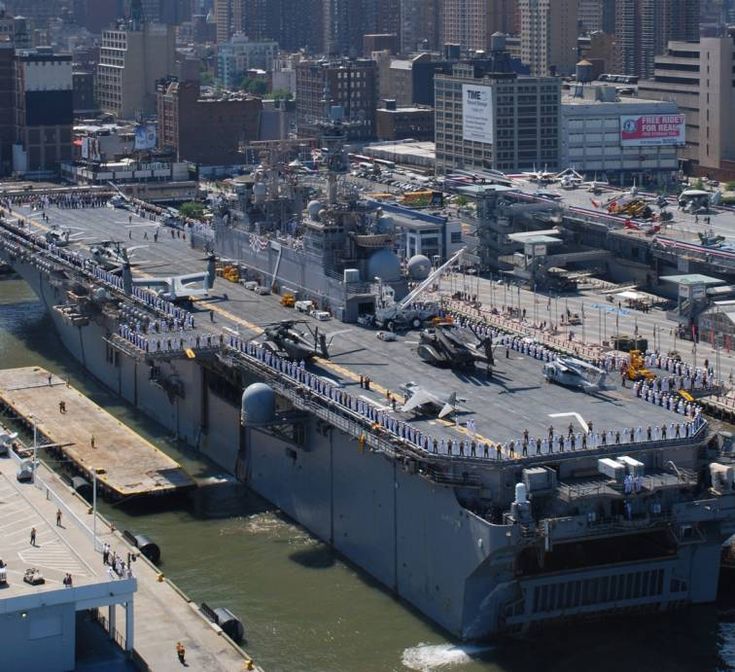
[92,470,98,552]
[31,415,37,484]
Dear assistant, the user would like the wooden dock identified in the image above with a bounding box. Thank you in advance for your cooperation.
[0,366,195,498]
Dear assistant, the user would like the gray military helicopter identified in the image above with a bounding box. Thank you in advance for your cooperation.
[258,320,331,361]
[543,357,608,392]
[88,241,148,272]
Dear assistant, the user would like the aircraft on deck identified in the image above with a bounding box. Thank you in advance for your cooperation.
[543,357,608,392]
[583,174,610,194]
[557,169,584,190]
[256,320,349,361]
[89,241,148,272]
[522,165,559,184]
[400,382,467,419]
[44,224,90,247]
[132,255,216,304]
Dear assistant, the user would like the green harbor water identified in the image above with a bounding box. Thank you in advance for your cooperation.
[1,276,733,672]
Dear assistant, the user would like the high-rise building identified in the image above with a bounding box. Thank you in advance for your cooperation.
[213,0,243,42]
[2,0,62,26]
[73,0,122,33]
[140,0,192,24]
[216,33,278,88]
[441,0,490,53]
[0,41,14,176]
[295,58,377,139]
[13,48,74,176]
[441,0,519,54]
[614,0,700,78]
[488,0,520,35]
[399,0,440,53]
[638,36,735,173]
[578,0,604,33]
[519,0,578,76]
[323,0,400,55]
[434,61,561,174]
[240,0,323,51]
[97,22,176,119]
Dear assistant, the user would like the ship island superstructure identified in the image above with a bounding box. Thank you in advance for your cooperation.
[3,181,735,641]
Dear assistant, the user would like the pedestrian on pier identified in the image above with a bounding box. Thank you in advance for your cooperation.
[47,373,52,385]
[176,641,186,664]
[30,527,36,546]
[209,310,214,323]
[59,400,66,414]
[56,509,62,527]
[90,435,95,449]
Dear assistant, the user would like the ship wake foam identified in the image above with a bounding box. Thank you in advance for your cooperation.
[401,643,494,671]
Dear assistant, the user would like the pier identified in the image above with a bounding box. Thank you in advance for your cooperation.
[0,451,258,671]
[0,366,194,498]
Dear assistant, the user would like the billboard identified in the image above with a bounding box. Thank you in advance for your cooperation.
[134,124,157,151]
[462,84,493,144]
[81,136,101,162]
[620,114,686,147]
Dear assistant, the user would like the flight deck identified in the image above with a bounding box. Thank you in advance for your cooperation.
[9,204,688,456]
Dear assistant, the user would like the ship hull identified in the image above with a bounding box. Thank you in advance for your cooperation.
[5,255,734,640]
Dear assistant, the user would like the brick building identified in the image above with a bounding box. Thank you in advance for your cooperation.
[376,101,434,140]
[295,58,377,140]
[14,48,74,176]
[156,78,261,165]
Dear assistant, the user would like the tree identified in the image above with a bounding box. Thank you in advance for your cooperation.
[725,181,735,192]
[239,77,268,96]
[179,201,205,220]
[269,89,293,101]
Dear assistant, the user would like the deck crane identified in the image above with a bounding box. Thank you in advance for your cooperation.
[373,247,466,331]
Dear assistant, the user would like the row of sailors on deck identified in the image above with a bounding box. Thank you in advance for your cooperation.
[121,316,192,336]
[228,333,706,461]
[633,380,700,416]
[129,285,197,323]
[428,417,703,459]
[2,193,108,209]
[642,352,715,381]
[446,310,719,394]
[638,373,707,394]
[117,324,218,352]
[624,474,644,495]
[42,236,199,329]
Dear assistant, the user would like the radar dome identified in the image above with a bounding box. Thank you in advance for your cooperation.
[407,254,432,281]
[241,383,276,426]
[307,200,322,220]
[375,214,395,233]
[367,248,402,282]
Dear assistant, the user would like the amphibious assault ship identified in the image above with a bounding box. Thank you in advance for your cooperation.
[3,169,735,640]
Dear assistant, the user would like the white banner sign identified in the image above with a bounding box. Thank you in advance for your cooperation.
[462,84,493,144]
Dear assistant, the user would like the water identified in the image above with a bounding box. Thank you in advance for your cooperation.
[2,276,735,672]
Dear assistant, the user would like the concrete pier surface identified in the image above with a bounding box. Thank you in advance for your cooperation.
[0,440,260,671]
[0,366,194,498]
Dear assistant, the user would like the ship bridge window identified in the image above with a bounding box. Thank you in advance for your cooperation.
[670,578,688,593]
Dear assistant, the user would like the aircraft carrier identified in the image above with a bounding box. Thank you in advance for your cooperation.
[3,185,735,642]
